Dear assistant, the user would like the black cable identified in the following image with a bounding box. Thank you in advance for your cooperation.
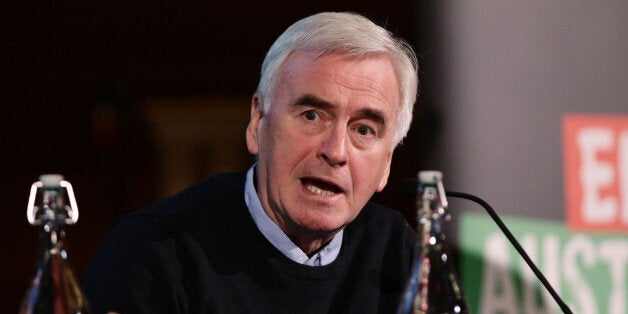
[445,190,573,314]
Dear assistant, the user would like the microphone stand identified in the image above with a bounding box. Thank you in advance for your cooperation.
[445,191,573,314]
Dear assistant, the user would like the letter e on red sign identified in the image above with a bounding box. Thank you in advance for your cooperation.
[563,114,628,232]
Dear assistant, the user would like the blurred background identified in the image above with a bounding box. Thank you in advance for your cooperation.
[3,1,626,312]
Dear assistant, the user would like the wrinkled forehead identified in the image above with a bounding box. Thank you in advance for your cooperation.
[290,50,403,112]
[280,51,399,96]
[279,51,401,129]
[280,50,400,90]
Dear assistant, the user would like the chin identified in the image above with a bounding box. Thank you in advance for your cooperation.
[297,216,347,234]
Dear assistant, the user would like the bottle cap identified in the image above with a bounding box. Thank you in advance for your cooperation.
[417,170,443,183]
[39,174,64,187]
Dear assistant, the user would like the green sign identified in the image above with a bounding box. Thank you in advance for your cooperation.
[460,212,628,314]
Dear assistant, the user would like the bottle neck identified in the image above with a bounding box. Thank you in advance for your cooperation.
[417,201,445,232]
[416,182,448,236]
[37,225,67,260]
[35,189,71,255]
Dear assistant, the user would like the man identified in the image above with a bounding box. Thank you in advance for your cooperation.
[84,12,419,313]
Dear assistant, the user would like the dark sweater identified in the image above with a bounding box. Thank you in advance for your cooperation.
[83,173,417,313]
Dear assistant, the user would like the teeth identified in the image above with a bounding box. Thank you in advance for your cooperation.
[306,184,335,196]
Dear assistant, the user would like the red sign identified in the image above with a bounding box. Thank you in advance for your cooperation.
[563,114,628,232]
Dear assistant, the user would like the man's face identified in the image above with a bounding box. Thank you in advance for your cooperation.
[246,51,399,239]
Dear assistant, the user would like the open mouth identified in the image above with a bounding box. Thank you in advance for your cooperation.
[301,178,343,196]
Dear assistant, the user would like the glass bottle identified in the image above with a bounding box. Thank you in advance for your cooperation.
[20,174,91,314]
[398,171,469,314]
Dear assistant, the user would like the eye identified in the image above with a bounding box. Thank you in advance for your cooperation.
[304,110,320,121]
[356,125,375,136]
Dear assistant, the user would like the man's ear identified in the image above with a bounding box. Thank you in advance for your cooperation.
[246,95,264,155]
[376,152,393,192]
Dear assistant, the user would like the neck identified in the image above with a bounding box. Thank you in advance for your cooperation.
[288,230,338,257]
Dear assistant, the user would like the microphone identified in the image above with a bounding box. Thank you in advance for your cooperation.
[403,178,573,314]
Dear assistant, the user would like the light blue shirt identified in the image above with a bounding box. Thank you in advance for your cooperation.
[244,165,343,266]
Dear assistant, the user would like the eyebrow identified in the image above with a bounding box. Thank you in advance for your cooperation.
[356,108,387,132]
[292,94,388,132]
[292,94,334,111]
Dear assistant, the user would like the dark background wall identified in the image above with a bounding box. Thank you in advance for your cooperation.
[3,2,436,311]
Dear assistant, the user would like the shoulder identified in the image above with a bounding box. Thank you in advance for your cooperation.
[119,172,246,227]
[88,172,248,268]
[83,172,249,312]
[138,172,246,216]
[348,201,418,257]
[89,171,247,251]
[338,202,417,307]
[344,202,417,255]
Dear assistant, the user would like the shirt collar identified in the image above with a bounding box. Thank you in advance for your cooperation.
[244,165,343,266]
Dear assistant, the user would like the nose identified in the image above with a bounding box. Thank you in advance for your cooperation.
[318,125,348,167]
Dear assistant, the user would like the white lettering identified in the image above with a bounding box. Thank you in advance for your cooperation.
[475,216,628,313]
[577,127,617,223]
[564,235,598,314]
[599,241,628,314]
[480,233,517,314]
[541,234,561,314]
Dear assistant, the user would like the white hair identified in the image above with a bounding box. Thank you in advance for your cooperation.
[256,12,419,148]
